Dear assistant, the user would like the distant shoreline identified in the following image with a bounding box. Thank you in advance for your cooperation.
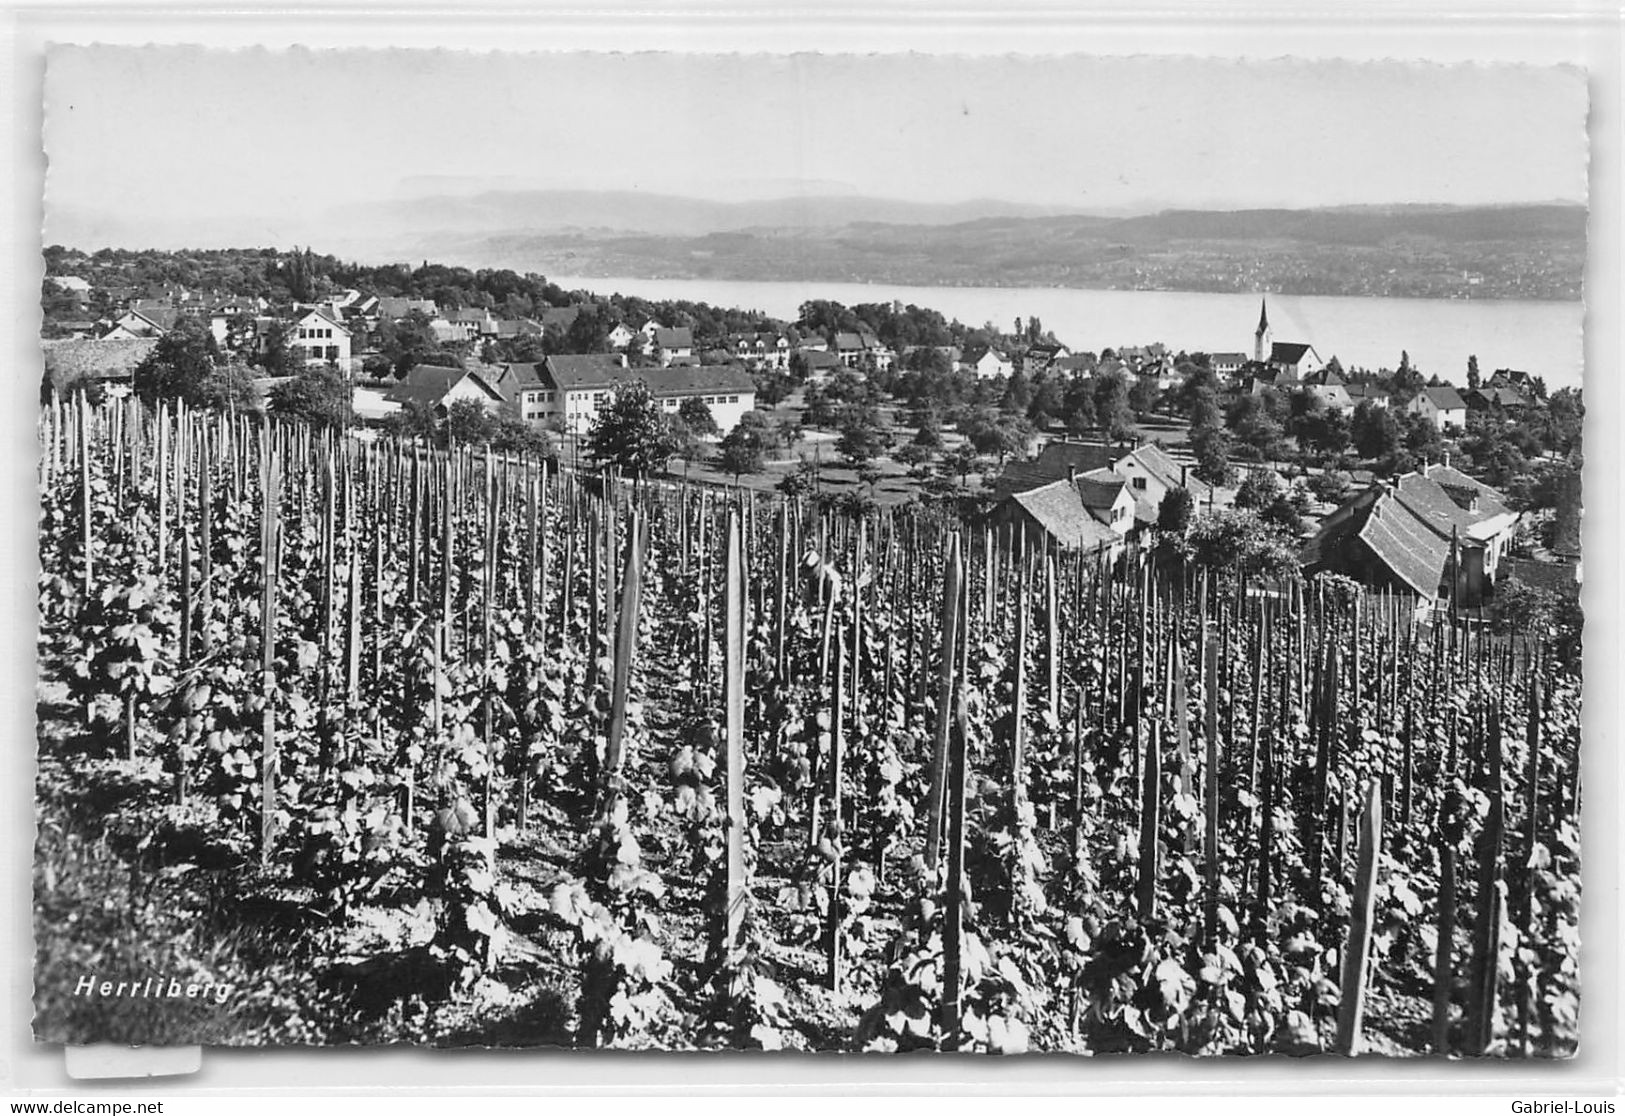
[523,266,1584,304]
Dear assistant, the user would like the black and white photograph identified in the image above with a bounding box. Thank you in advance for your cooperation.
[30,44,1588,1058]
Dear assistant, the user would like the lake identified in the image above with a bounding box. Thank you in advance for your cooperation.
[547,275,1586,392]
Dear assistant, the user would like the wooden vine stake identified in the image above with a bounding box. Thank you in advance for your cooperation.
[827,632,846,992]
[598,506,644,814]
[722,510,747,957]
[924,532,963,870]
[1335,779,1383,1055]
[259,434,281,871]
[1137,724,1162,922]
[939,656,970,1051]
[1466,703,1507,1055]
[1203,625,1221,948]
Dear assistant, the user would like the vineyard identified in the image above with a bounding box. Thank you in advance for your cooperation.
[32,396,1582,1056]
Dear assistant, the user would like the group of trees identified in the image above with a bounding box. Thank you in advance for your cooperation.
[583,381,780,485]
[117,315,353,429]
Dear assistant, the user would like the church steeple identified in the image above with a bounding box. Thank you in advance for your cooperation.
[1253,297,1272,363]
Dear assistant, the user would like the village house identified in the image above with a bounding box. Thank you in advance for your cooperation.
[384,364,505,416]
[293,308,353,369]
[427,317,464,346]
[1300,367,1353,411]
[101,306,174,340]
[1021,342,1072,374]
[1301,464,1520,610]
[606,322,637,351]
[1488,368,1541,396]
[833,332,866,369]
[446,307,500,339]
[1074,468,1138,536]
[514,354,757,436]
[798,350,843,385]
[1051,352,1097,376]
[1343,382,1391,409]
[486,362,553,425]
[992,439,1212,527]
[1466,385,1533,414]
[1210,352,1248,377]
[986,479,1124,557]
[654,327,695,367]
[493,318,544,341]
[794,329,829,354]
[1405,385,1469,432]
[732,331,791,371]
[968,347,1014,380]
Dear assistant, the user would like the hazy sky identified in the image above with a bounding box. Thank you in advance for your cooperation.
[43,46,1587,242]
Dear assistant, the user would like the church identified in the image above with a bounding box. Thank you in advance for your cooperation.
[1251,297,1324,382]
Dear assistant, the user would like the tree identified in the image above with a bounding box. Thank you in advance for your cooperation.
[944,442,985,488]
[1026,374,1065,428]
[1350,400,1402,460]
[195,361,260,414]
[911,409,945,451]
[1175,508,1300,578]
[1467,354,1481,391]
[963,410,1031,466]
[131,315,220,405]
[587,380,678,477]
[777,457,820,499]
[716,421,766,484]
[1187,385,1223,431]
[446,398,499,445]
[1128,375,1160,419]
[1190,423,1234,487]
[1234,469,1286,512]
[678,396,720,439]
[894,441,935,475]
[268,365,352,429]
[1092,371,1136,445]
[752,368,794,408]
[491,415,556,460]
[258,319,304,377]
[1389,351,1424,403]
[836,410,891,468]
[1227,391,1286,459]
[1307,470,1354,505]
[1157,486,1195,533]
[1062,376,1098,436]
[1001,369,1034,415]
[381,399,439,443]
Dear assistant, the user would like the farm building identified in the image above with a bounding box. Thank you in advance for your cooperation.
[986,478,1124,557]
[1300,464,1519,609]
[40,337,159,399]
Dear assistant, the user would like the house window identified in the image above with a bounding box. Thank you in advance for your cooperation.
[1131,476,1147,491]
[593,392,606,404]
[727,395,738,404]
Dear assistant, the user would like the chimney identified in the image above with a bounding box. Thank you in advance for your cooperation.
[1068,464,1077,486]
[1180,464,1189,488]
